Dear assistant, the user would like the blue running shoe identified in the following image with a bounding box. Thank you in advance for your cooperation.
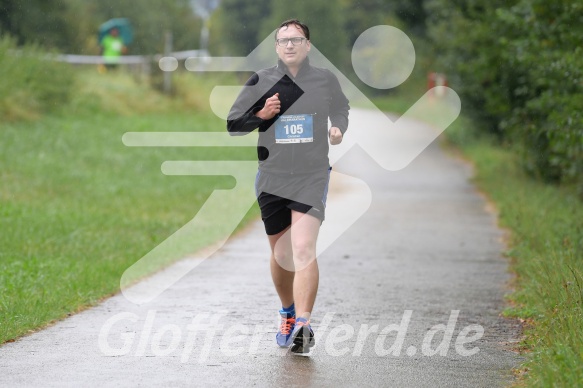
[276,311,296,347]
[290,317,315,354]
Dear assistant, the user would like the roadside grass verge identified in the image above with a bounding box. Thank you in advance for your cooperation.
[0,36,74,121]
[445,118,583,386]
[0,69,258,344]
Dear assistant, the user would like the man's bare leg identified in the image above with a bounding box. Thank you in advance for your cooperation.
[290,210,321,318]
[268,226,294,308]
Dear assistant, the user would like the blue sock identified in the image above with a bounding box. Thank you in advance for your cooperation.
[280,303,295,317]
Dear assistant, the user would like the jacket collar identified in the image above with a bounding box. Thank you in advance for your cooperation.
[276,56,311,78]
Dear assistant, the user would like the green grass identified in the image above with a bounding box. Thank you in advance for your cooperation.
[442,118,583,386]
[0,69,259,343]
[0,37,74,121]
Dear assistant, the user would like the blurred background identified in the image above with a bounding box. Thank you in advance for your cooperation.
[1,0,581,189]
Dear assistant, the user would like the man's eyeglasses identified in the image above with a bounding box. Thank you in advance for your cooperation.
[276,37,307,47]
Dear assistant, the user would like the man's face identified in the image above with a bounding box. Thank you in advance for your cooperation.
[276,24,310,68]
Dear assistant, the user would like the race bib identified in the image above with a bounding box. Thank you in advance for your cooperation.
[274,114,314,144]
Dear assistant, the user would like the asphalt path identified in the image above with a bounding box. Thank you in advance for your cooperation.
[0,108,522,387]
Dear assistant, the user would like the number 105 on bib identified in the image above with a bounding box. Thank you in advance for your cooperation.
[275,114,314,144]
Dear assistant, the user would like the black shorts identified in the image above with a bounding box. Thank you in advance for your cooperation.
[255,168,331,235]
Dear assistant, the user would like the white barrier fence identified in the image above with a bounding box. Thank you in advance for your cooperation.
[51,50,207,65]
[45,49,210,93]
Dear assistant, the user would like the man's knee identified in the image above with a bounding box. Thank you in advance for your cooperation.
[273,248,294,267]
[292,241,316,268]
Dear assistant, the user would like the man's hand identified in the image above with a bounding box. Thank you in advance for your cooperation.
[329,127,343,145]
[255,93,280,120]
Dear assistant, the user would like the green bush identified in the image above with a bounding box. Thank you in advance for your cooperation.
[495,1,583,188]
[426,0,583,193]
[0,36,74,120]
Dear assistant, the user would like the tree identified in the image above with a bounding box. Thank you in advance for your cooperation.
[426,0,583,189]
[340,0,391,47]
[394,0,427,36]
[425,0,518,132]
[91,0,202,54]
[0,0,73,50]
[215,0,272,56]
[0,0,203,54]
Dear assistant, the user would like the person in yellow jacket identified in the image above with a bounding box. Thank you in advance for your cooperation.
[100,28,127,70]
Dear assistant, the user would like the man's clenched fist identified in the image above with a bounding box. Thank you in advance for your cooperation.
[329,127,343,145]
[256,93,280,120]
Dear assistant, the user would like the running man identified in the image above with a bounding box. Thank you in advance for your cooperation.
[227,19,349,353]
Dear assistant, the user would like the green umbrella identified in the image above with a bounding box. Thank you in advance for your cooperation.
[98,18,133,45]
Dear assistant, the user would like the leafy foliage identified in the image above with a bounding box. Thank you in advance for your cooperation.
[2,0,579,192]
[0,0,202,55]
[214,0,272,56]
[89,0,202,54]
[427,0,583,191]
[0,0,73,49]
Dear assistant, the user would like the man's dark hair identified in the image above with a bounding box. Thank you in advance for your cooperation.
[275,19,310,41]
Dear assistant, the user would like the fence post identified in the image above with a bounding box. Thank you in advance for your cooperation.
[163,31,173,94]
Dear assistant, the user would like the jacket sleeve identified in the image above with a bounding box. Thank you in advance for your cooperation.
[227,73,266,136]
[327,70,350,135]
